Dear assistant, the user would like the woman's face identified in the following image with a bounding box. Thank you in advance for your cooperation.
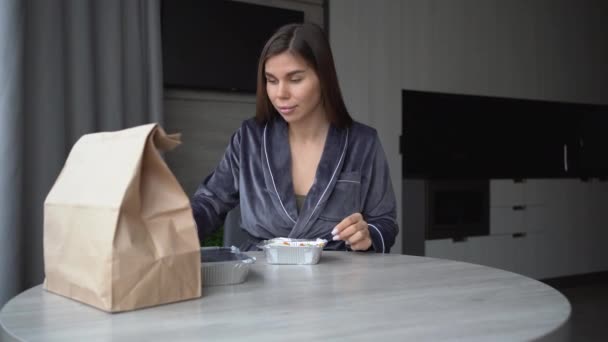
[264,52,324,124]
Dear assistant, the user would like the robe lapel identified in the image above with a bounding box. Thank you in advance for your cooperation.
[263,117,349,238]
[289,124,349,238]
[263,118,298,226]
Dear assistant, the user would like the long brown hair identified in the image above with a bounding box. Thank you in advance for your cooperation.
[255,23,353,128]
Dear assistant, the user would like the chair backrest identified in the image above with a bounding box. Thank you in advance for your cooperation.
[222,206,250,249]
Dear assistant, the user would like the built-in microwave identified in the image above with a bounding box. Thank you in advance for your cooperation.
[426,180,489,240]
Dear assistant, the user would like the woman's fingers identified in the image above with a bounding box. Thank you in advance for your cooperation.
[333,224,358,241]
[351,239,371,251]
[349,229,372,251]
[331,213,371,250]
[331,213,362,236]
[332,213,363,240]
[346,229,367,244]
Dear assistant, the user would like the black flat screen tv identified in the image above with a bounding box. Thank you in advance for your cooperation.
[402,90,608,179]
[161,0,305,93]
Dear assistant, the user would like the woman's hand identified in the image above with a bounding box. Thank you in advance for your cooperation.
[331,213,372,251]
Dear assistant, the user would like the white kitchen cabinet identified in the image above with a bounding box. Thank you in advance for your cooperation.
[425,233,541,279]
[490,179,548,207]
[466,234,540,278]
[427,178,608,280]
[596,181,608,271]
[466,235,517,274]
[504,178,608,278]
[520,180,546,206]
[522,205,548,233]
[541,179,590,277]
[489,207,524,235]
[490,180,524,207]
[534,231,572,279]
[489,204,547,235]
[519,232,544,279]
[489,180,550,235]
[425,238,470,263]
[583,180,608,273]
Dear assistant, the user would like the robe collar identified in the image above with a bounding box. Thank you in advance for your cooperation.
[262,117,349,238]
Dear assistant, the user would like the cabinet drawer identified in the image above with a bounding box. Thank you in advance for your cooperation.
[428,234,543,279]
[490,180,524,207]
[490,207,525,235]
[425,239,470,262]
[491,205,547,235]
[490,180,548,207]
[522,180,549,205]
[523,205,547,233]
[467,234,538,278]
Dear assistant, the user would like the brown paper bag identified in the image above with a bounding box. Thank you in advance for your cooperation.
[43,123,201,312]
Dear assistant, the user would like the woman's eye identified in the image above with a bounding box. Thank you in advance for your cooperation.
[291,78,303,83]
[267,79,278,84]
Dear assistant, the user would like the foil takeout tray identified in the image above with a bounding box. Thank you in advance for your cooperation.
[200,246,255,286]
[257,238,328,265]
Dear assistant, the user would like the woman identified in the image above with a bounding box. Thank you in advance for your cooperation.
[192,23,398,253]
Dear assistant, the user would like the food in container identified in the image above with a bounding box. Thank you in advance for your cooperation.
[257,238,328,265]
[200,246,255,286]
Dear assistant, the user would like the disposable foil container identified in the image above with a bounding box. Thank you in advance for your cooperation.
[257,238,328,265]
[200,246,255,286]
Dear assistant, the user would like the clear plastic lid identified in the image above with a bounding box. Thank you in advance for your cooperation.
[200,246,255,264]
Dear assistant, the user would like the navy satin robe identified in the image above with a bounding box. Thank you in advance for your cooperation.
[192,117,399,253]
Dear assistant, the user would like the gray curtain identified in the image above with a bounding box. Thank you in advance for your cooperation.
[0,0,25,310]
[0,0,163,308]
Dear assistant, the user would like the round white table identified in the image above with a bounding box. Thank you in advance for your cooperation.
[1,252,570,341]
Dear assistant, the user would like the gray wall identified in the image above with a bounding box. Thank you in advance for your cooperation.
[329,1,404,253]
[398,0,607,102]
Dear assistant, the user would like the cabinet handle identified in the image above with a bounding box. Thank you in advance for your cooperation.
[512,205,526,211]
[563,144,568,172]
[512,232,527,238]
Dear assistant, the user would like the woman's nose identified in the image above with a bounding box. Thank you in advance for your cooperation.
[277,82,289,98]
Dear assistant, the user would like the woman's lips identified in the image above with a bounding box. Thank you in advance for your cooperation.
[278,105,297,114]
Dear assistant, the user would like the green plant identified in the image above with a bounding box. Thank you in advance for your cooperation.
[201,226,224,247]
